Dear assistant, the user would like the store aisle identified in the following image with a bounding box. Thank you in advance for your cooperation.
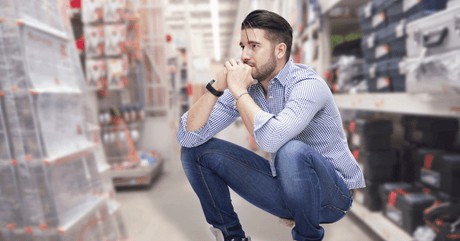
[116,122,380,241]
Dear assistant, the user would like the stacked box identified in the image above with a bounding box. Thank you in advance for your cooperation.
[380,182,437,234]
[401,116,459,150]
[354,179,383,211]
[350,118,397,211]
[418,154,460,198]
[359,0,446,93]
[350,118,393,151]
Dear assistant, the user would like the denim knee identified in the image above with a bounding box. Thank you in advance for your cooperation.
[276,140,316,164]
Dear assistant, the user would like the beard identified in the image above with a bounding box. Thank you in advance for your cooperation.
[250,51,277,82]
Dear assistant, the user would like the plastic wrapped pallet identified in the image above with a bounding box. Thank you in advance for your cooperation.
[0,0,125,239]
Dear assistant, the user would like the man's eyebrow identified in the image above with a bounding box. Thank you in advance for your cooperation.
[240,41,261,46]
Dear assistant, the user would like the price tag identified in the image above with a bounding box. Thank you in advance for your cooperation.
[364,2,372,18]
[372,12,386,28]
[367,32,375,49]
[375,44,389,59]
[352,134,361,147]
[421,168,441,188]
[396,20,405,38]
[369,63,377,78]
[377,77,390,89]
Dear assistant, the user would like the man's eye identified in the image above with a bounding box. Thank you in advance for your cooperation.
[252,44,258,48]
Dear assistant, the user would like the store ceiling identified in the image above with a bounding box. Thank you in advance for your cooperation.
[164,0,240,62]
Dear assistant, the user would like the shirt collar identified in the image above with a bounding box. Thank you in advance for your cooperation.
[273,59,293,86]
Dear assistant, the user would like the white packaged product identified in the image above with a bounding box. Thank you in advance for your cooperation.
[82,0,106,23]
[105,24,126,56]
[84,25,105,58]
[104,0,126,23]
[107,57,128,89]
[86,59,107,90]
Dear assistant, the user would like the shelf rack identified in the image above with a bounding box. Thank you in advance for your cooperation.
[349,201,414,241]
[334,92,460,117]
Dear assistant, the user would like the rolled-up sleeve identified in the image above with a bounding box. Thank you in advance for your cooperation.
[176,90,240,148]
[253,80,329,153]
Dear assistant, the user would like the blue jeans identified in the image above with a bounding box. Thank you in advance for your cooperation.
[180,138,353,241]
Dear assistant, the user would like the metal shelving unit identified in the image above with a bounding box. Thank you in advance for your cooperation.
[334,92,460,117]
[291,0,460,240]
[350,201,414,241]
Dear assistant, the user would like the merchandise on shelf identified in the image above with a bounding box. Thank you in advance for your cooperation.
[356,150,399,182]
[380,182,437,234]
[422,201,460,240]
[349,118,393,151]
[82,0,105,23]
[353,179,383,211]
[104,0,126,23]
[107,56,129,89]
[329,56,366,94]
[417,153,460,198]
[86,59,108,90]
[406,4,458,58]
[84,25,106,58]
[410,148,447,183]
[104,24,126,56]
[403,49,460,93]
[358,0,447,93]
[401,116,459,149]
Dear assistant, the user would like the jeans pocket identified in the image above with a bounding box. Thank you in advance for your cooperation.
[320,204,348,224]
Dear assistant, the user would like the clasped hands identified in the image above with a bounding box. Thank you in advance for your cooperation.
[214,59,258,98]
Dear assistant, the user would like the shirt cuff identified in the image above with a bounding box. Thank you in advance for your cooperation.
[177,112,211,147]
[253,110,275,143]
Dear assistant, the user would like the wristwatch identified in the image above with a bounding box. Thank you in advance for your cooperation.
[206,80,224,97]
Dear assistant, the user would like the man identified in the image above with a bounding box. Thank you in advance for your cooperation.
[176,9,365,241]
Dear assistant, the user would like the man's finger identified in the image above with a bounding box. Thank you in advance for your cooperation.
[228,59,238,67]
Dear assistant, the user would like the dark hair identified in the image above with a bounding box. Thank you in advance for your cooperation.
[241,10,293,62]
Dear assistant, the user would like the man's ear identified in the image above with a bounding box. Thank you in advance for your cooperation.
[275,43,287,60]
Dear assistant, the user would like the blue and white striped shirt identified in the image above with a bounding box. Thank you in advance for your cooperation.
[177,59,365,189]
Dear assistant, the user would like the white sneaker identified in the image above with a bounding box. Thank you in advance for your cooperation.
[209,227,252,241]
[210,227,224,241]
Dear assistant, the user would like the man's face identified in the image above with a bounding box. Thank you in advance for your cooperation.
[239,28,277,82]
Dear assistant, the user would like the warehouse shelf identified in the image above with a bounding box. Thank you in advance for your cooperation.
[349,201,413,241]
[112,157,164,187]
[319,0,371,14]
[58,195,107,234]
[18,18,70,41]
[334,92,460,117]
[43,142,97,165]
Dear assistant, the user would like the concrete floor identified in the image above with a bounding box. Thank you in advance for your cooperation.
[115,122,380,241]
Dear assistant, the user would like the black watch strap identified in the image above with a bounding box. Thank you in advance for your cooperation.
[206,80,224,97]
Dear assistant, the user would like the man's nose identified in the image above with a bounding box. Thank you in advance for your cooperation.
[241,48,250,63]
